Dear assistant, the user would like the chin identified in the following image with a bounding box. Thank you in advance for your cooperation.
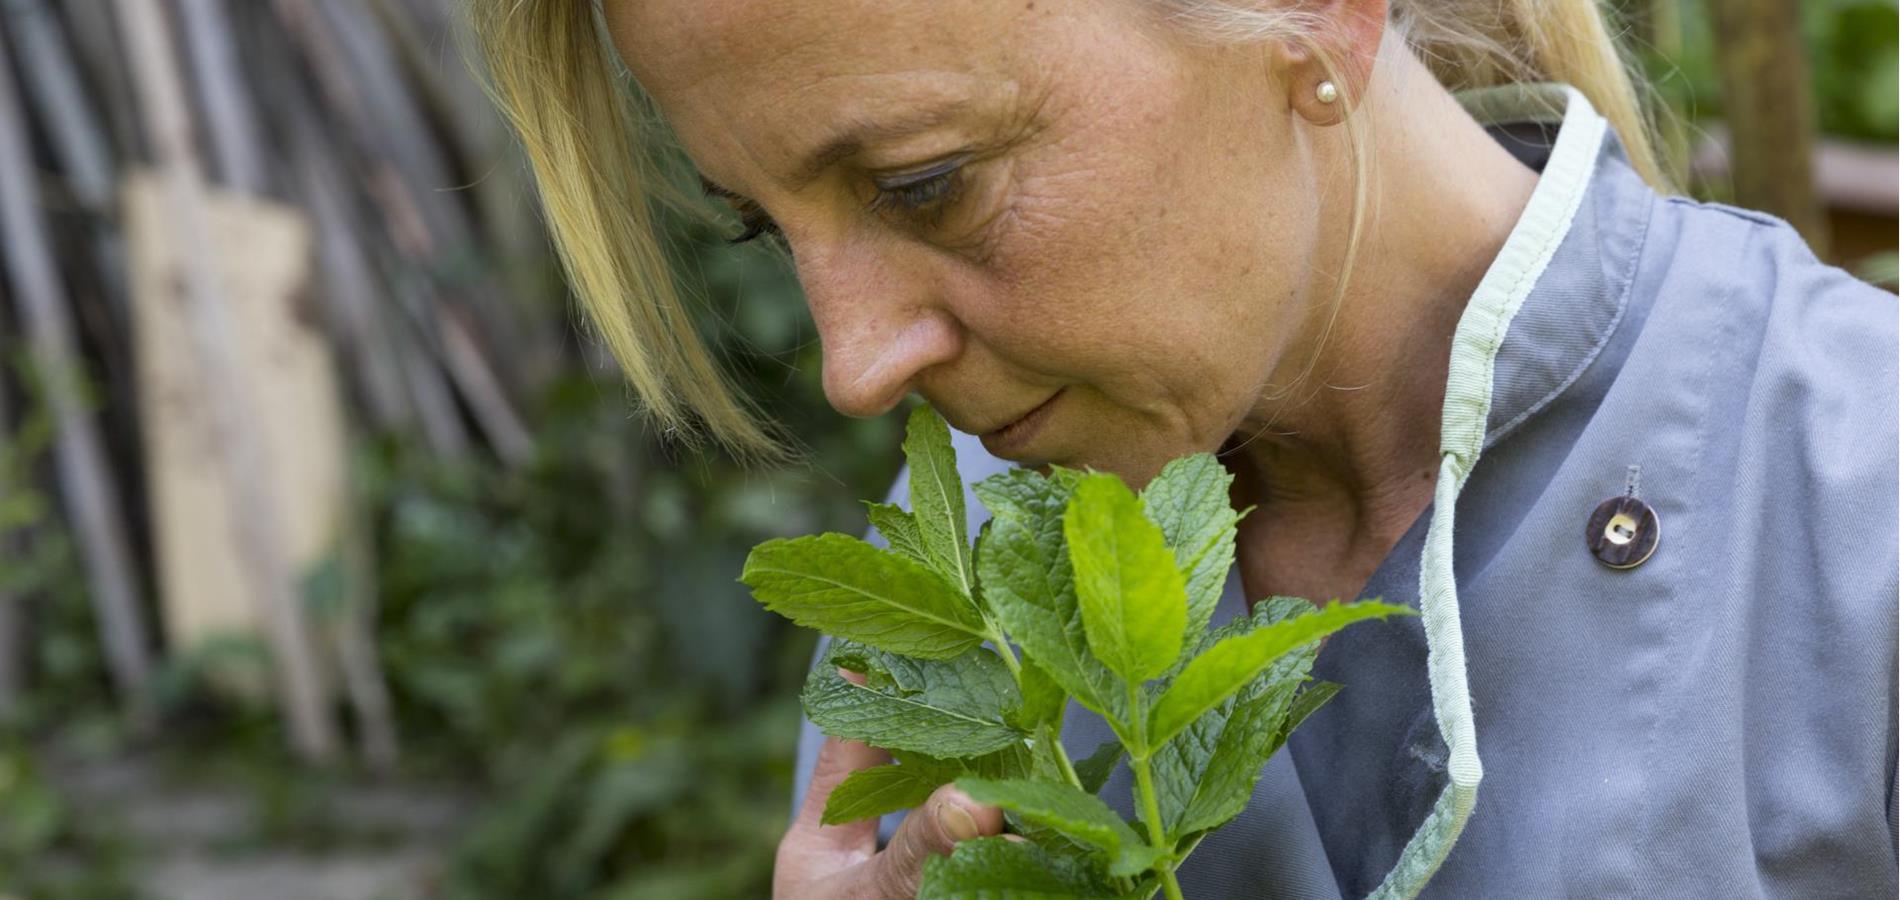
[1050,445,1172,491]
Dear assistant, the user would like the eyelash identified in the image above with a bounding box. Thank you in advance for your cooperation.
[725,164,965,246]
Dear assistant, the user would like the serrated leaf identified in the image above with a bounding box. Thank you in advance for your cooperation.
[905,405,976,596]
[973,471,1125,726]
[918,836,1129,899]
[1140,454,1238,653]
[897,744,1037,783]
[1064,474,1187,684]
[821,763,949,825]
[1008,655,1066,732]
[956,777,1166,877]
[1278,680,1341,742]
[865,501,931,569]
[1072,740,1123,794]
[743,534,985,659]
[1163,656,1336,838]
[1148,600,1410,748]
[804,645,1024,757]
[1170,677,1300,836]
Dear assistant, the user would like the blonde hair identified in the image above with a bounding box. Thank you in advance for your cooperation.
[467,0,1666,460]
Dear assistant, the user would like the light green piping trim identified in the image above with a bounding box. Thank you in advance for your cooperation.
[1364,84,1608,900]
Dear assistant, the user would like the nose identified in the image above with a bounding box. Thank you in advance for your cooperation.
[794,236,962,418]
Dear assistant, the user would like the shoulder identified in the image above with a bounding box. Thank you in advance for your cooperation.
[1650,193,1895,352]
[1639,192,1896,445]
[1630,191,1896,613]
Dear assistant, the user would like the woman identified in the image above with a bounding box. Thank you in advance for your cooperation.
[469,0,1897,897]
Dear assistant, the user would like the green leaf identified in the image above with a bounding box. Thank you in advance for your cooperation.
[1148,595,1324,836]
[1008,655,1067,732]
[973,471,1124,725]
[821,764,948,825]
[1148,600,1410,748]
[896,744,1036,783]
[1072,740,1123,794]
[1168,677,1300,836]
[1277,680,1341,744]
[918,836,1129,899]
[865,501,931,569]
[905,405,976,595]
[742,533,985,659]
[1064,473,1188,684]
[955,777,1166,877]
[804,644,1025,758]
[1140,454,1239,652]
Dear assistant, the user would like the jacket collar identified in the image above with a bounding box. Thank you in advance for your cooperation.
[1456,83,1655,451]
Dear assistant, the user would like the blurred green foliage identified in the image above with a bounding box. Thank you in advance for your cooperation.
[0,361,135,898]
[1637,0,1899,143]
[1807,1,1900,141]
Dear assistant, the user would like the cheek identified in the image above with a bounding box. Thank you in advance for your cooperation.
[960,111,1310,425]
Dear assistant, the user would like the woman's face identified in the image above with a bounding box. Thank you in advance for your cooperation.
[608,0,1332,486]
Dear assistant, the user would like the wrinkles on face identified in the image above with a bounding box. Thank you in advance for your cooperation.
[606,0,1325,484]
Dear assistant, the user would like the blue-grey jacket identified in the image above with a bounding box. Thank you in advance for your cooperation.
[792,84,1899,899]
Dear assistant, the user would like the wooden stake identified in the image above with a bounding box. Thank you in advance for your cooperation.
[175,0,267,193]
[0,27,156,730]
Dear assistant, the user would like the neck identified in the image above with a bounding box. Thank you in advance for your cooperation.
[1222,46,1539,571]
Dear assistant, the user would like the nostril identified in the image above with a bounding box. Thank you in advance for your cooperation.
[819,317,961,419]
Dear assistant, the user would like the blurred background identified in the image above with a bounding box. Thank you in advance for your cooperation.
[0,1,1891,898]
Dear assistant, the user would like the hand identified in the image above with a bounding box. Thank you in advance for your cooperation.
[775,672,1005,899]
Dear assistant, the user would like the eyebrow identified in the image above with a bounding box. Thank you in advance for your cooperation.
[699,96,975,198]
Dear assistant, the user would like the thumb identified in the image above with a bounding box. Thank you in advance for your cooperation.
[870,784,1004,897]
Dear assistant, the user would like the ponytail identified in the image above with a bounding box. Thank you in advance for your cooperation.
[467,1,783,461]
[1392,0,1671,190]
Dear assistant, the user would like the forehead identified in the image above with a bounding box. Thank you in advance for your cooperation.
[603,0,1127,184]
[607,0,1027,93]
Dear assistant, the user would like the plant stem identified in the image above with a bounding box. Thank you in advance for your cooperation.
[984,622,1022,678]
[1045,724,1082,787]
[1131,755,1185,900]
[1126,682,1185,900]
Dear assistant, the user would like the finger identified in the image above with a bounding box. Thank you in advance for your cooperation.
[789,673,891,848]
[869,784,1004,898]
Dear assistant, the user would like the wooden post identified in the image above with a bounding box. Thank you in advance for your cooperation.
[0,27,157,729]
[110,0,339,762]
[1705,0,1830,254]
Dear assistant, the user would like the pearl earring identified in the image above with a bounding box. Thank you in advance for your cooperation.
[1315,81,1339,104]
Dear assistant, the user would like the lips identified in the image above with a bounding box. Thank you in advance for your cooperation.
[979,389,1064,457]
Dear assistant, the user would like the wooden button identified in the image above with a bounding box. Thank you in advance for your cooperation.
[1585,495,1659,569]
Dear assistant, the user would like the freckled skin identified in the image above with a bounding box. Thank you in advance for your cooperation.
[606,0,1540,604]
[611,0,1316,484]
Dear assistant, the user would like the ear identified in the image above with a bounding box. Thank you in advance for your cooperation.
[1282,0,1387,126]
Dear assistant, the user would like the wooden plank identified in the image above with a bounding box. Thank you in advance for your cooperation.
[111,0,338,762]
[124,174,348,687]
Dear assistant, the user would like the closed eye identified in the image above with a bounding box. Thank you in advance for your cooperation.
[701,175,784,246]
[868,157,965,221]
[701,156,970,246]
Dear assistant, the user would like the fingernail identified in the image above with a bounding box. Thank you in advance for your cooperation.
[935,800,979,841]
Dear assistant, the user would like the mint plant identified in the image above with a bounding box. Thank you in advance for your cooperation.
[742,405,1411,899]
